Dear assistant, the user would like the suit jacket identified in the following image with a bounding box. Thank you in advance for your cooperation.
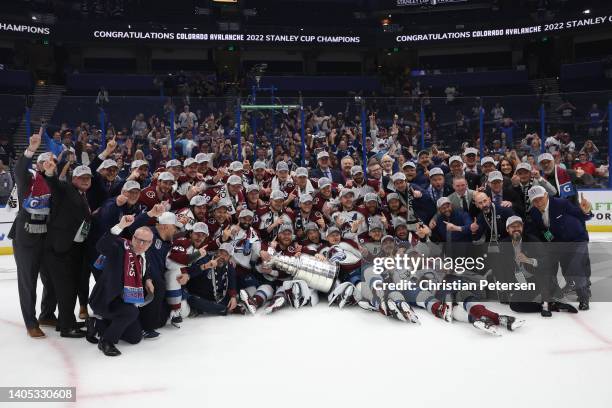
[528,197,591,242]
[447,189,480,219]
[474,204,514,242]
[8,153,46,245]
[310,167,344,185]
[445,171,480,191]
[485,186,525,218]
[87,155,124,212]
[499,233,552,300]
[43,173,91,253]
[89,231,152,317]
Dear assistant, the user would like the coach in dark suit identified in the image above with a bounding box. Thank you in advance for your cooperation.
[88,215,154,356]
[9,129,57,338]
[527,186,593,310]
[42,160,94,337]
[310,151,344,184]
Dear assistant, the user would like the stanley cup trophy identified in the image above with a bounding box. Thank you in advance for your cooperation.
[268,254,339,293]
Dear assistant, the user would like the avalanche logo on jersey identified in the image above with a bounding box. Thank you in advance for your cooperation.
[329,247,347,263]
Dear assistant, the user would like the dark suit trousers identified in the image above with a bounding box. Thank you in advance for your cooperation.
[138,276,168,331]
[97,298,142,344]
[13,234,57,328]
[45,241,86,331]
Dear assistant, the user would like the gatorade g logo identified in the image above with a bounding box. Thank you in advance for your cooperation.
[559,182,576,198]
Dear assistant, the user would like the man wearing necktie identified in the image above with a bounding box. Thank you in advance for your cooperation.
[42,162,94,338]
[486,171,524,217]
[527,186,593,311]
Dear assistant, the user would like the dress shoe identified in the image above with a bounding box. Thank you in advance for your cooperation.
[27,326,46,339]
[578,300,590,311]
[85,318,99,344]
[38,316,58,327]
[98,339,121,357]
[60,328,86,338]
[79,306,89,320]
[55,321,85,332]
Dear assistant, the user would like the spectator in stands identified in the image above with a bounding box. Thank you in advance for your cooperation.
[520,133,541,158]
[491,102,505,124]
[0,135,16,165]
[178,105,198,131]
[96,87,109,108]
[587,103,604,138]
[498,117,516,148]
[573,151,597,176]
[445,85,458,104]
[131,113,147,140]
[559,132,575,155]
[0,161,13,206]
[579,140,599,163]
[556,99,576,123]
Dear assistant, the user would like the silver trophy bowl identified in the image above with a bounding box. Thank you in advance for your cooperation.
[268,254,339,292]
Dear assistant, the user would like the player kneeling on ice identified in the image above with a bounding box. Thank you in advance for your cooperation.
[317,226,364,309]
[165,222,210,327]
[250,223,320,314]
[358,249,525,335]
[183,243,242,316]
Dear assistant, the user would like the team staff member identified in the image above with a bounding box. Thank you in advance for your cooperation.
[42,159,94,338]
[9,128,57,338]
[88,215,155,356]
[527,186,593,310]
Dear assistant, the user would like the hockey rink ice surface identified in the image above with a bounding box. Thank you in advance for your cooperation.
[1,236,612,408]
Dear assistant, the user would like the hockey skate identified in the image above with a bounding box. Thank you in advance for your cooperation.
[288,281,308,309]
[498,315,525,331]
[263,295,287,314]
[358,300,379,312]
[170,310,182,328]
[472,317,502,336]
[433,301,453,323]
[386,300,420,324]
[239,289,257,315]
[328,282,357,309]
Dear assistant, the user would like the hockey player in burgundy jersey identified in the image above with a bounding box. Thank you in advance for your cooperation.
[175,158,202,196]
[204,200,233,251]
[175,195,208,232]
[299,222,325,255]
[312,177,336,220]
[356,220,385,264]
[138,171,189,211]
[165,222,210,327]
[345,165,382,203]
[256,189,294,242]
[243,184,264,225]
[255,224,321,315]
[201,175,245,217]
[251,161,273,200]
[357,192,393,234]
[227,160,252,188]
[290,193,326,241]
[332,188,365,239]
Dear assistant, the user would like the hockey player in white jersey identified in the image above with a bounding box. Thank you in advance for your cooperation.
[357,248,525,335]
